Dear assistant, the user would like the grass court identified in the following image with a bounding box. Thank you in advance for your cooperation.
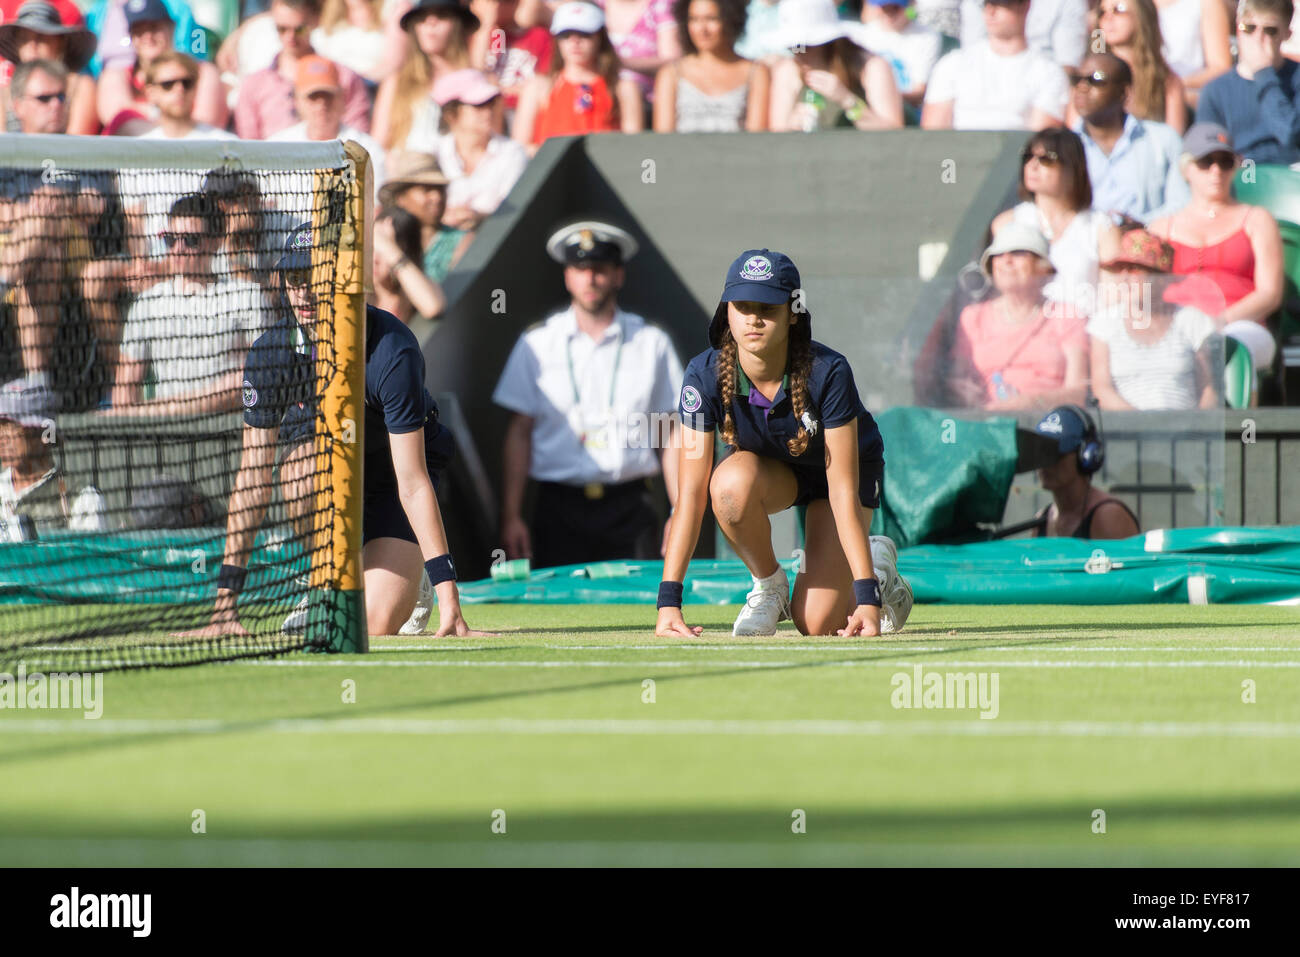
[2,602,1299,866]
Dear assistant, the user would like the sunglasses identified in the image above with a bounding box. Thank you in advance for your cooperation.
[24,91,66,105]
[153,77,195,92]
[1194,152,1236,171]
[1021,148,1061,167]
[164,232,206,250]
[1067,69,1110,87]
[1099,2,1129,14]
[284,269,312,289]
[1240,22,1283,36]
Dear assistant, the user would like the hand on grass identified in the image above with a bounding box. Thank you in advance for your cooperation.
[837,603,881,638]
[172,591,251,638]
[655,606,703,638]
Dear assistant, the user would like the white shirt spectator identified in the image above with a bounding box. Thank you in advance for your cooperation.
[492,307,684,485]
[1012,201,1111,309]
[0,467,108,538]
[121,278,268,401]
[850,19,943,96]
[925,40,1068,129]
[959,0,1088,69]
[139,123,238,141]
[1087,304,1218,409]
[437,134,529,218]
[270,122,388,198]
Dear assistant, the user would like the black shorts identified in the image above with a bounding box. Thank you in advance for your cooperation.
[362,422,456,545]
[789,455,884,510]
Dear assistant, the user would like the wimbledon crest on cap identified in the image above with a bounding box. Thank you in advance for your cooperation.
[292,230,312,250]
[740,255,773,281]
[1039,412,1063,434]
[128,0,146,10]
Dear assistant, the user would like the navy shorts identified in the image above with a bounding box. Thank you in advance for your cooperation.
[362,421,456,545]
[789,455,884,510]
[280,420,456,545]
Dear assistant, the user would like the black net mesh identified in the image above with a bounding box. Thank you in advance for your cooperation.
[0,155,354,671]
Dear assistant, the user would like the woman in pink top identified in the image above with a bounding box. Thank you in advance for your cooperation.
[517,0,681,99]
[1148,122,1283,370]
[948,222,1090,411]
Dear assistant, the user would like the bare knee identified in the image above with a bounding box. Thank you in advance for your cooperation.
[367,612,407,636]
[793,609,840,636]
[710,454,758,526]
[366,595,413,636]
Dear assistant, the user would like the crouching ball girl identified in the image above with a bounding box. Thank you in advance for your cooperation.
[655,249,912,637]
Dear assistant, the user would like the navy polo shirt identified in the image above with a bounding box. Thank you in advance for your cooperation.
[678,340,884,467]
[241,304,448,481]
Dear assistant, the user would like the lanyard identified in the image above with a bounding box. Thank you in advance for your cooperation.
[566,321,623,410]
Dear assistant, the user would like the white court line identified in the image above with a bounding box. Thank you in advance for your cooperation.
[3,717,1300,738]
[237,658,1300,668]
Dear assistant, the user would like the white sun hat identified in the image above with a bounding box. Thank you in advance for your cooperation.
[778,0,854,50]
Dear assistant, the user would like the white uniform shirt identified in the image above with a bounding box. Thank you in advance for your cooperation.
[121,277,268,401]
[492,307,685,485]
[925,41,1069,130]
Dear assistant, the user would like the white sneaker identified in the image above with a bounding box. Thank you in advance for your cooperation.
[281,575,311,634]
[870,535,913,634]
[732,567,791,637]
[399,572,434,635]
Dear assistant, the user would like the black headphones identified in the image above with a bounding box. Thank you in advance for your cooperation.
[1058,402,1105,475]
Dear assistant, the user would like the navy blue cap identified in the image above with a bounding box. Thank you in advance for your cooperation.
[1034,405,1095,455]
[276,222,313,272]
[709,249,802,347]
[124,0,174,27]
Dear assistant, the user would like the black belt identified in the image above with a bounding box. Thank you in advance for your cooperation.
[539,477,652,501]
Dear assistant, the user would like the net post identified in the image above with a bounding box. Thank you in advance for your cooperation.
[305,142,370,653]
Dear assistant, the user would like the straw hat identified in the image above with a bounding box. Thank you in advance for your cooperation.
[378,152,450,207]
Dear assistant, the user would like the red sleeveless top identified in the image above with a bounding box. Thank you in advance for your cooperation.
[1165,211,1257,314]
[532,75,619,145]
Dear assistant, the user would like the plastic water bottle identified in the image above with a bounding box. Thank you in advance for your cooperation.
[798,87,825,132]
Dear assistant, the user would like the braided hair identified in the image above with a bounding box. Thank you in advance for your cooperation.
[714,300,816,457]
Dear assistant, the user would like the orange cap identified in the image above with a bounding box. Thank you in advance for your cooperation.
[295,55,341,95]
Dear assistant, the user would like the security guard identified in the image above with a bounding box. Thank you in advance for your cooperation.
[493,221,684,568]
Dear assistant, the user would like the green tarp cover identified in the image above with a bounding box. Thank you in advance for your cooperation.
[871,407,1019,547]
[4,527,1299,607]
[457,527,1300,606]
[0,529,305,605]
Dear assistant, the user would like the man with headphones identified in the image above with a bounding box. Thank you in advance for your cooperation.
[1030,404,1140,539]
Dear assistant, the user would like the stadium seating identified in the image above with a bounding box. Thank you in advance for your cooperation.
[1224,335,1254,409]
